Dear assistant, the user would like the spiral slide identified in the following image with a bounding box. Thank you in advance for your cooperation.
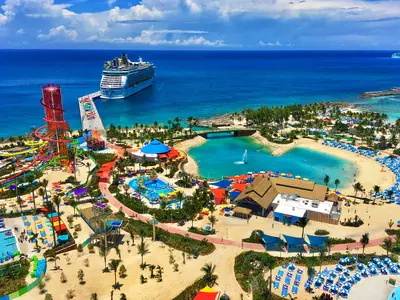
[0,143,53,186]
[0,141,45,157]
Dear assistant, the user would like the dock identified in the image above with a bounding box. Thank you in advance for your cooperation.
[78,91,106,136]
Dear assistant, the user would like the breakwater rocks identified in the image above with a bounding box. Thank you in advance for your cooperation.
[196,114,234,127]
[360,88,400,99]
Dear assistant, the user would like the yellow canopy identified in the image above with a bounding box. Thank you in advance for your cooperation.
[202,207,209,212]
[199,286,217,293]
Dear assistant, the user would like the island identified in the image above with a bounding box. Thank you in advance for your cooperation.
[360,87,400,99]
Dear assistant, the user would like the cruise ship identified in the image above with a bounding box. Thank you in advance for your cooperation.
[100,54,155,99]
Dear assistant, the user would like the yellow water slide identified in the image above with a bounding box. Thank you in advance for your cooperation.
[0,141,46,157]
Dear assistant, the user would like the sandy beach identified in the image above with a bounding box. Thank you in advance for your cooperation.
[175,136,206,177]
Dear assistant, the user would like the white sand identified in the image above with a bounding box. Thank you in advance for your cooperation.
[175,136,206,177]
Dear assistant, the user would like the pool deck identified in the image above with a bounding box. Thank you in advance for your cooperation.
[4,217,32,254]
[348,274,399,300]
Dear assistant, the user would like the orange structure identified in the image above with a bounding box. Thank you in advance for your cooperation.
[35,84,71,165]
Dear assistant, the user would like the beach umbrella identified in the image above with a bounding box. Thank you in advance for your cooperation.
[330,285,338,295]
[260,171,265,174]
[373,258,381,264]
[384,257,392,265]
[336,264,343,271]
[339,258,346,265]
[347,276,355,284]
[367,262,376,268]
[357,263,365,271]
[329,270,337,278]
[354,273,362,281]
[327,276,334,284]
[343,268,351,276]
[370,267,378,275]
[339,288,349,297]
[338,274,347,282]
[281,173,286,177]
[362,269,370,277]
[343,282,352,290]
[287,173,293,177]
[295,175,301,179]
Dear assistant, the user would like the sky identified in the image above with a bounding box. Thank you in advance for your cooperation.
[0,0,400,49]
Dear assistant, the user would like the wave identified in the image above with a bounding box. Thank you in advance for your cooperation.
[392,52,400,59]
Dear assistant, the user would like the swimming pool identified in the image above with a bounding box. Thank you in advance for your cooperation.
[129,177,175,200]
[0,228,18,256]
[388,286,400,300]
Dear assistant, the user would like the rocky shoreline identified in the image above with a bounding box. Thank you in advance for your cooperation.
[360,87,400,99]
[195,113,235,128]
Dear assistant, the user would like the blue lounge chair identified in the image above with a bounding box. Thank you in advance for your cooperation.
[274,281,280,289]
[292,285,299,294]
[281,285,288,297]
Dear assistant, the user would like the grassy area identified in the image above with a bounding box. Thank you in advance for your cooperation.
[0,259,30,297]
[172,278,208,300]
[242,230,263,244]
[88,152,116,166]
[125,219,215,255]
[188,226,215,236]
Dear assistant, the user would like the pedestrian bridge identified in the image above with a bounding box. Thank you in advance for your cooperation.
[198,129,256,139]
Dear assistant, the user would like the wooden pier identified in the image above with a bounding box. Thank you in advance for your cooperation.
[78,91,106,136]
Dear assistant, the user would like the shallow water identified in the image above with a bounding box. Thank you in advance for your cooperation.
[188,136,357,188]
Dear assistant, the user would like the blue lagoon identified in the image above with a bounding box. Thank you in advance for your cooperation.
[188,137,357,189]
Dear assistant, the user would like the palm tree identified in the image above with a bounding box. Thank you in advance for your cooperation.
[298,217,309,257]
[360,233,369,255]
[326,238,333,255]
[99,239,109,272]
[69,199,78,217]
[46,250,60,269]
[137,236,148,268]
[175,191,184,208]
[52,194,62,219]
[16,196,23,214]
[126,225,135,246]
[373,185,381,204]
[334,179,340,191]
[38,187,45,203]
[108,259,121,288]
[353,182,363,200]
[382,237,393,256]
[120,294,127,300]
[200,263,218,287]
[323,175,330,187]
[388,220,395,229]
[318,247,327,272]
[27,176,37,211]
[208,215,217,231]
[263,256,276,298]
[42,179,49,200]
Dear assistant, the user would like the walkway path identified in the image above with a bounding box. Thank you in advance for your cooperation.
[99,182,392,253]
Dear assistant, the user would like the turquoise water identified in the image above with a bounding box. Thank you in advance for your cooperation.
[355,96,400,122]
[129,177,174,200]
[188,137,357,188]
[0,229,18,254]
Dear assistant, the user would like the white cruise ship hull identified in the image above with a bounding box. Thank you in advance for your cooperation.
[100,77,153,100]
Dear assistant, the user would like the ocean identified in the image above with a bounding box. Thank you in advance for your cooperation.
[1,50,400,137]
[188,136,357,188]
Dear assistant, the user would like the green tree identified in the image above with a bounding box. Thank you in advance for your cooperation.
[298,217,309,257]
[318,247,327,272]
[334,179,340,191]
[119,264,127,278]
[45,294,53,300]
[46,250,60,270]
[382,237,393,256]
[77,269,85,284]
[90,293,98,300]
[200,263,218,287]
[389,220,395,229]
[120,294,127,300]
[323,175,330,187]
[208,215,217,231]
[360,233,369,255]
[137,236,148,269]
[108,259,121,288]
[353,182,364,200]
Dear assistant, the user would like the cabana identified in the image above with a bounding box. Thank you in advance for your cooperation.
[210,179,233,189]
[73,188,88,199]
[210,188,226,205]
[141,139,170,154]
[194,286,220,300]
[282,234,304,253]
[259,233,284,251]
[233,206,252,219]
[306,234,328,250]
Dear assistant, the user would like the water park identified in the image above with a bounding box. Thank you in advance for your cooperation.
[3,94,400,300]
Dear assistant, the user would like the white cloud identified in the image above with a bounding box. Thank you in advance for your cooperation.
[16,29,24,34]
[146,29,209,34]
[37,25,78,41]
[259,41,281,46]
[92,29,225,46]
[108,0,117,6]
[185,0,201,14]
